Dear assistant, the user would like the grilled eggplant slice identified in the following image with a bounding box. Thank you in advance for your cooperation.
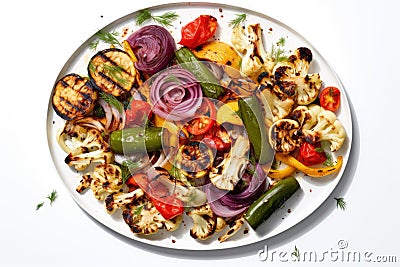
[88,48,136,97]
[52,74,98,120]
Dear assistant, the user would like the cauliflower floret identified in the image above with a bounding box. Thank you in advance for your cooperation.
[269,119,302,154]
[122,201,165,235]
[218,216,245,243]
[231,24,274,79]
[163,214,183,232]
[76,164,123,201]
[259,82,295,122]
[122,200,182,235]
[289,104,321,129]
[273,47,322,105]
[57,121,113,171]
[303,109,346,152]
[209,135,249,190]
[187,204,217,240]
[105,188,144,214]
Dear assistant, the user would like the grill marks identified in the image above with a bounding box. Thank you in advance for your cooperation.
[52,74,98,120]
[88,48,136,97]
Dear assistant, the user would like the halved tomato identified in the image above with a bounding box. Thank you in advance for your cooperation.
[320,86,341,112]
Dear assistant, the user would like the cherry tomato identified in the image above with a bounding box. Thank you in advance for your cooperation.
[186,98,216,135]
[204,125,231,152]
[178,15,218,48]
[151,195,184,220]
[298,142,327,166]
[125,100,152,127]
[320,86,341,112]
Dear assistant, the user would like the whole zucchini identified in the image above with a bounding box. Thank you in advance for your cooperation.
[175,47,225,99]
[244,177,300,229]
[110,127,163,154]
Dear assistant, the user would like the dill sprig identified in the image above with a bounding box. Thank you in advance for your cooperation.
[36,202,44,210]
[136,9,178,27]
[89,30,121,50]
[98,91,124,113]
[335,197,347,211]
[270,37,288,64]
[101,64,130,88]
[47,190,57,206]
[229,13,247,28]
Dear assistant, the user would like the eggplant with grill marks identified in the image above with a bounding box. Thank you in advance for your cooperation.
[88,48,136,97]
[52,74,98,120]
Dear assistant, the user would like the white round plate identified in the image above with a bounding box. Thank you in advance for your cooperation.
[47,2,352,250]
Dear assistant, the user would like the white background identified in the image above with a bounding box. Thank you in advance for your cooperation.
[1,0,399,266]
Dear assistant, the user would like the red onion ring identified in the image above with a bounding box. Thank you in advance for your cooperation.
[127,25,176,76]
[205,164,268,217]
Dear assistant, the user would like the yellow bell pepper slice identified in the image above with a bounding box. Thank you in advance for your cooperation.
[122,40,138,62]
[268,165,296,180]
[190,41,241,70]
[275,153,343,178]
[216,101,242,125]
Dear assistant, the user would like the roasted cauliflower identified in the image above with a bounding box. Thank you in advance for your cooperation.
[302,108,346,152]
[273,47,322,105]
[105,188,145,214]
[57,120,113,171]
[122,200,182,235]
[76,163,123,201]
[187,204,217,240]
[231,24,274,79]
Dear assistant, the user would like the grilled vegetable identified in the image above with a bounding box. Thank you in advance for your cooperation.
[175,47,225,99]
[239,95,274,165]
[52,74,98,120]
[191,41,241,70]
[88,48,136,97]
[110,127,163,154]
[244,176,300,229]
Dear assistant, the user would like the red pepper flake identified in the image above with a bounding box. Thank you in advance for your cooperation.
[219,8,223,12]
[121,27,129,38]
[172,239,176,243]
[287,208,291,213]
[309,189,313,193]
[243,228,249,234]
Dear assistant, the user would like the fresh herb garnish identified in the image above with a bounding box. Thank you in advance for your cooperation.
[315,147,324,153]
[276,36,286,47]
[36,202,44,210]
[229,13,247,28]
[99,91,125,114]
[291,245,300,260]
[323,153,334,167]
[134,204,144,215]
[89,30,121,50]
[319,141,334,166]
[335,197,346,210]
[102,64,130,87]
[136,9,178,27]
[47,190,57,205]
[270,37,288,64]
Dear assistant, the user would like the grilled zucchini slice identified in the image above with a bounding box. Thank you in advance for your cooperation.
[52,74,98,120]
[88,48,136,97]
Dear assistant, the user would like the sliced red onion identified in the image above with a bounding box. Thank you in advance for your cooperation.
[205,164,268,217]
[98,99,112,130]
[127,25,176,76]
[98,98,125,131]
[150,67,203,121]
